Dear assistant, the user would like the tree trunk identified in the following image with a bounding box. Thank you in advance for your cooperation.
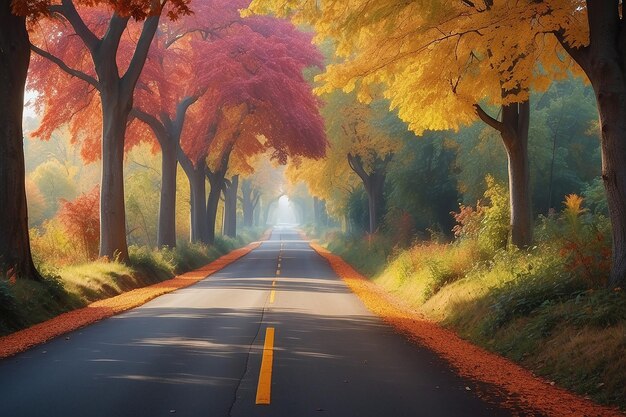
[556,3,626,287]
[157,139,177,248]
[365,172,385,234]
[99,91,130,261]
[187,165,207,244]
[206,173,224,244]
[501,101,533,248]
[475,100,533,248]
[223,175,239,238]
[599,98,626,288]
[241,179,255,228]
[347,153,390,235]
[0,5,40,280]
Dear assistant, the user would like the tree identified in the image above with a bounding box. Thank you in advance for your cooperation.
[0,0,38,279]
[28,0,191,261]
[246,0,572,248]
[541,2,626,288]
[240,178,261,228]
[130,31,204,248]
[175,11,327,244]
[223,174,239,238]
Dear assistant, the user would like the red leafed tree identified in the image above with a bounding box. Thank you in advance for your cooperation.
[131,1,327,244]
[26,0,191,263]
[59,186,100,260]
[175,11,327,243]
[129,32,201,248]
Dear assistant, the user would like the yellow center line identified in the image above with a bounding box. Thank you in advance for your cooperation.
[269,289,276,303]
[277,262,281,268]
[255,327,275,405]
[276,269,281,276]
[272,280,276,287]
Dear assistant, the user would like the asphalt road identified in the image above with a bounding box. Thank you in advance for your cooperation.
[0,227,521,417]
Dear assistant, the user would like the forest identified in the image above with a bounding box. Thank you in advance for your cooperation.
[1,0,625,412]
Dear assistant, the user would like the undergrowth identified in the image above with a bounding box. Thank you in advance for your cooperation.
[321,182,625,410]
[0,230,262,337]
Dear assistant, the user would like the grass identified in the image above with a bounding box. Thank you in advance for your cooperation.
[321,230,626,410]
[0,229,263,337]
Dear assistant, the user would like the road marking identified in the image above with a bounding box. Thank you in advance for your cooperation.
[276,269,281,276]
[277,262,281,268]
[256,327,275,405]
[272,280,276,287]
[270,289,276,304]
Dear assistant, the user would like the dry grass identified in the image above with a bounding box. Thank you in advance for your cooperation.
[311,241,623,416]
[0,242,261,359]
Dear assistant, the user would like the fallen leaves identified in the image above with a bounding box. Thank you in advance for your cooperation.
[0,241,263,359]
[310,242,623,417]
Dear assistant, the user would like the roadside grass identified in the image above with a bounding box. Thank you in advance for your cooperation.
[322,232,626,410]
[0,229,263,337]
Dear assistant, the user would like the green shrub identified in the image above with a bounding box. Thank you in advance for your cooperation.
[128,246,173,282]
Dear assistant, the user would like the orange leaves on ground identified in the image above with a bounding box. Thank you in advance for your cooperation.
[309,242,622,417]
[0,241,263,359]
[58,186,100,260]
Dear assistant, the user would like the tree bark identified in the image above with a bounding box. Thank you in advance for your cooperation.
[554,1,626,287]
[205,140,236,244]
[157,138,177,248]
[475,100,533,248]
[205,170,224,244]
[188,164,207,244]
[0,3,40,280]
[99,91,130,260]
[223,175,239,238]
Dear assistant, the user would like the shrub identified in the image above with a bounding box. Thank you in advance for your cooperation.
[536,195,611,287]
[58,186,100,261]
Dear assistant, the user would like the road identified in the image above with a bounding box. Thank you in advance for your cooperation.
[0,227,520,417]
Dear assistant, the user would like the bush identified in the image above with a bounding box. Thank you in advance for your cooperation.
[128,246,174,282]
[58,186,100,261]
[161,241,212,274]
[451,175,510,257]
[536,194,611,287]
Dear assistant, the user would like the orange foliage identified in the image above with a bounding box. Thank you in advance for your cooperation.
[58,186,100,260]
[309,242,621,417]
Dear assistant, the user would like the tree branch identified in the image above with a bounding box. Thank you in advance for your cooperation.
[51,0,100,51]
[347,152,370,186]
[130,108,168,147]
[552,29,589,72]
[100,13,129,59]
[31,43,100,90]
[473,103,505,133]
[122,15,160,92]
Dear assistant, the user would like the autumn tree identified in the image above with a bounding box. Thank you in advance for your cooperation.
[0,0,38,279]
[175,10,327,244]
[246,1,573,249]
[28,0,191,261]
[129,32,204,248]
[530,2,626,287]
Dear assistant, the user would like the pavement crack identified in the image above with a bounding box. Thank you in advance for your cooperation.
[227,293,271,417]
